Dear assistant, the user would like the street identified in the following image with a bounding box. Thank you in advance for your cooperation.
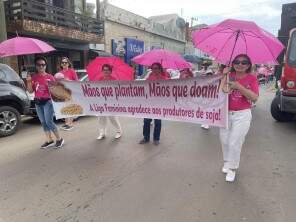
[0,88,295,222]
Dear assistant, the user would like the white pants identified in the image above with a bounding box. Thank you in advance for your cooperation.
[219,109,252,170]
[98,116,122,135]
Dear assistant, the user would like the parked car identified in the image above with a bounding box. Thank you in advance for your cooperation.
[0,64,31,137]
[271,28,296,122]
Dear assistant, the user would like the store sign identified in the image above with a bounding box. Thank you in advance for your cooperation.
[111,39,126,57]
[125,38,144,61]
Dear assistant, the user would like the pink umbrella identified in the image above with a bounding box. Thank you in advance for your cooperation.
[192,19,284,65]
[87,57,134,81]
[0,37,55,57]
[132,49,191,69]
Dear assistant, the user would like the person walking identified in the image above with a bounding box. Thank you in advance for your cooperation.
[26,56,64,149]
[96,64,122,140]
[58,57,78,131]
[220,54,259,182]
[139,63,169,145]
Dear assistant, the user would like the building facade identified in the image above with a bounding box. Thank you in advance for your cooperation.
[185,24,209,59]
[4,0,104,74]
[101,2,187,75]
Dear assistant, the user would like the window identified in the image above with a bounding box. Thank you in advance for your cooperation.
[288,30,296,67]
[0,70,6,81]
[74,0,83,14]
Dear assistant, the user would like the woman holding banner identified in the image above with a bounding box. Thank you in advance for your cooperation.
[97,64,122,140]
[139,63,169,146]
[57,57,78,131]
[26,56,65,149]
[220,54,259,182]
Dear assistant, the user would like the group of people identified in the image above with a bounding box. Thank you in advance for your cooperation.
[26,53,259,182]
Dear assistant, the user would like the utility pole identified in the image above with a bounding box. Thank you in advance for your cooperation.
[0,0,8,64]
[96,0,100,19]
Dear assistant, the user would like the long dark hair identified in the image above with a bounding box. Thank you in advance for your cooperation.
[60,57,73,69]
[151,62,164,73]
[34,56,47,72]
[102,64,113,72]
[230,54,252,73]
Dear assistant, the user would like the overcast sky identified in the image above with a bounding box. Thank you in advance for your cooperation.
[101,0,292,35]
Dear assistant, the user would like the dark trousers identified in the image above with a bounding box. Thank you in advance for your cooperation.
[143,118,161,141]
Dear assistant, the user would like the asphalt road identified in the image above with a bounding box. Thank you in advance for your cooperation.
[0,87,295,222]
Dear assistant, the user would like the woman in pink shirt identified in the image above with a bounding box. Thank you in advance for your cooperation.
[220,54,259,182]
[139,63,168,145]
[58,57,78,131]
[96,64,122,140]
[26,56,64,149]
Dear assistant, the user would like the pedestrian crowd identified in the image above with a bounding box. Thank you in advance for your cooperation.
[25,52,259,183]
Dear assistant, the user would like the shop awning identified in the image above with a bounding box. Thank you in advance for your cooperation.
[90,50,112,57]
[183,54,203,63]
[48,41,89,51]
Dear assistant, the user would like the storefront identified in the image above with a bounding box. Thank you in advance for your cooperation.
[111,38,144,76]
[14,36,89,75]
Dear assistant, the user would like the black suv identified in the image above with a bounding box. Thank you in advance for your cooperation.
[0,64,31,137]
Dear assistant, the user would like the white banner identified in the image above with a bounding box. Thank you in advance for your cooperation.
[49,76,228,127]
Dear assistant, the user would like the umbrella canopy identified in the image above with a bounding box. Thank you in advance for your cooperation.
[86,57,134,81]
[132,49,191,69]
[192,19,284,65]
[0,37,55,57]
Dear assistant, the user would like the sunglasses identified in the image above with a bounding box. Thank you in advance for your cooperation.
[233,60,249,65]
[36,63,46,67]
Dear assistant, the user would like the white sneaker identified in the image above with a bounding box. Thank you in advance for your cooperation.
[114,132,122,139]
[225,169,236,182]
[222,166,229,174]
[201,124,209,130]
[97,133,105,140]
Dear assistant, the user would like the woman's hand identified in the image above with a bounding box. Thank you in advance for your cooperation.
[26,74,32,82]
[220,66,231,93]
[222,67,231,75]
[229,80,258,102]
[228,81,242,90]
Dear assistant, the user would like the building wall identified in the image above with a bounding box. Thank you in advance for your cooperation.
[104,21,185,54]
[186,24,209,58]
[104,21,150,53]
[102,3,186,54]
[149,14,186,42]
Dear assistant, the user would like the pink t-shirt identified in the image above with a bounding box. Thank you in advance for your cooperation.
[60,68,78,81]
[147,72,169,80]
[97,75,117,81]
[228,73,259,111]
[32,73,55,99]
